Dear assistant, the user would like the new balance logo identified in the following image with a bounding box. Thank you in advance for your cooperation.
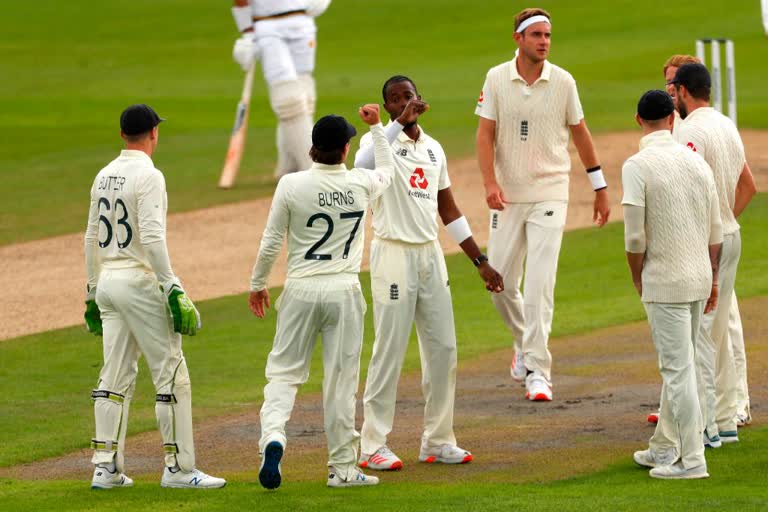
[520,120,529,141]
[190,477,202,486]
[545,211,554,217]
[390,284,399,300]
[492,212,499,229]
[398,148,408,157]
[427,148,437,163]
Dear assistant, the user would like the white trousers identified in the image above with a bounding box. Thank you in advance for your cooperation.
[256,15,316,175]
[487,201,567,383]
[646,301,706,470]
[361,239,457,455]
[696,231,740,437]
[255,15,316,85]
[259,276,366,475]
[727,293,750,420]
[92,268,195,472]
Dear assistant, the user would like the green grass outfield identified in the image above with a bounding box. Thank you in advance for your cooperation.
[1,0,766,244]
[1,429,767,512]
[1,194,765,471]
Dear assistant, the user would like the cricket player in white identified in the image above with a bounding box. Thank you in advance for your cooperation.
[353,76,504,471]
[232,0,331,177]
[475,8,611,402]
[84,105,225,490]
[671,63,757,445]
[624,89,722,480]
[646,55,754,428]
[249,106,394,489]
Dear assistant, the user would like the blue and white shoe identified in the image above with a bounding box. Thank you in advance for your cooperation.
[327,466,379,488]
[259,440,284,490]
[703,429,722,448]
[720,430,739,444]
[91,464,133,489]
[161,467,226,489]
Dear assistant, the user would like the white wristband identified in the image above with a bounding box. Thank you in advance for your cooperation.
[232,6,252,32]
[446,216,472,244]
[587,166,607,191]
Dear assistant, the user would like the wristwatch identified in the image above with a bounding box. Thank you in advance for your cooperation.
[473,254,488,267]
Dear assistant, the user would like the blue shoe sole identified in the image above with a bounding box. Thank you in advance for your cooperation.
[259,441,283,490]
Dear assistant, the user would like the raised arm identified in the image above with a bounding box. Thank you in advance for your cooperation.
[353,99,428,169]
[357,104,395,198]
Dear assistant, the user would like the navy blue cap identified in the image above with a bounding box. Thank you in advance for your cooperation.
[637,90,675,121]
[120,104,164,135]
[312,115,357,151]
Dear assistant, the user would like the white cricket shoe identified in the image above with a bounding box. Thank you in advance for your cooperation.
[649,461,709,480]
[327,466,379,488]
[259,440,284,489]
[703,429,722,449]
[418,443,473,464]
[736,411,751,427]
[359,446,403,471]
[525,372,552,401]
[720,430,739,444]
[91,465,133,489]
[632,448,677,468]
[510,352,526,382]
[161,467,226,489]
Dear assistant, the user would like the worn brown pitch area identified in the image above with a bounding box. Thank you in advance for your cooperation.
[2,130,766,342]
[3,296,766,484]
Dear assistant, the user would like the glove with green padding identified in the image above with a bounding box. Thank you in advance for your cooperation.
[163,279,202,336]
[84,286,103,336]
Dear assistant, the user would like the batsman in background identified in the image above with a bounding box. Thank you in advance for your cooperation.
[231,0,331,178]
[475,8,610,402]
[354,76,504,471]
[249,106,394,489]
[84,105,225,490]
[671,63,757,445]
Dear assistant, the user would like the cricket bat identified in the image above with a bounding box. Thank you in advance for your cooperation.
[218,63,256,189]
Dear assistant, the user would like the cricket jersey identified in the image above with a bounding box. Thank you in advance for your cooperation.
[250,123,394,290]
[357,122,451,244]
[673,107,746,235]
[84,150,168,277]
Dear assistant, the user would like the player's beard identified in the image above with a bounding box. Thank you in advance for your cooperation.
[677,101,688,120]
[402,121,417,129]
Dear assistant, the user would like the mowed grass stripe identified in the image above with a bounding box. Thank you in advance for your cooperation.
[1,428,767,511]
[1,0,767,244]
[0,194,765,468]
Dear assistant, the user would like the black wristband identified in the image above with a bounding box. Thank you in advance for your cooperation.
[473,254,488,267]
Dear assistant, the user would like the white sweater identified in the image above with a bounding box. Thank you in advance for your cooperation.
[622,130,722,303]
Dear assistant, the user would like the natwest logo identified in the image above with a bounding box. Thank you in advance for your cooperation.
[409,167,429,189]
[686,142,698,152]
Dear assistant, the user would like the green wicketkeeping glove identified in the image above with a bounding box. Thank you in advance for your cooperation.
[164,280,202,336]
[84,286,102,336]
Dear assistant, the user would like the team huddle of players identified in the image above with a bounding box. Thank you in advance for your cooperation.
[81,2,756,491]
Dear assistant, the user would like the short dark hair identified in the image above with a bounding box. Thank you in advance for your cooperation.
[122,130,151,143]
[673,63,711,102]
[310,145,345,165]
[382,75,418,102]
